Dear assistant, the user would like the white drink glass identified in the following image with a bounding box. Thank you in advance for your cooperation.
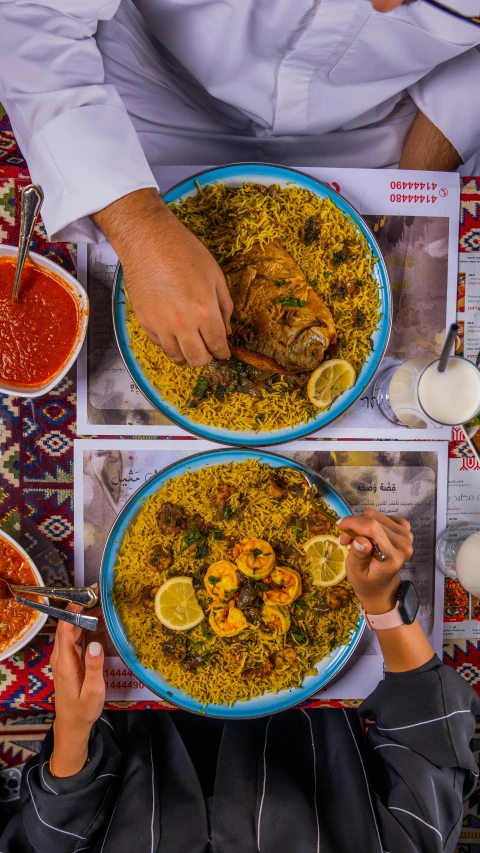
[417,356,480,426]
[436,523,479,579]
[456,531,480,597]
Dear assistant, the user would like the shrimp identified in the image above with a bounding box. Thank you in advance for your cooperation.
[204,560,239,600]
[209,599,248,637]
[264,566,302,605]
[261,603,291,634]
[233,538,275,579]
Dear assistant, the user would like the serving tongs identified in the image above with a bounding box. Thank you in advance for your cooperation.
[0,581,98,631]
[279,467,386,563]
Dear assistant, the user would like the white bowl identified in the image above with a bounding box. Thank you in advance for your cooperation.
[0,245,88,397]
[0,529,47,662]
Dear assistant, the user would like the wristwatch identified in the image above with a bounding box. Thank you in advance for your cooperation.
[362,580,419,630]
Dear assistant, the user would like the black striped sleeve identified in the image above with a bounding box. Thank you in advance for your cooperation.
[359,655,480,853]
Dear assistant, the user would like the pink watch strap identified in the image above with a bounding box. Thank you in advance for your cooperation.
[362,601,403,630]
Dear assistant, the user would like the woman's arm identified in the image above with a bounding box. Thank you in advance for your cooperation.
[338,509,434,672]
[0,604,122,852]
[339,511,480,852]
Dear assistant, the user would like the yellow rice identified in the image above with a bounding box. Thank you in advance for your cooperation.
[127,183,381,432]
[113,460,360,707]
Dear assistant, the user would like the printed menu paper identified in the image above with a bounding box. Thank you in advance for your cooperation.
[74,439,447,703]
[444,430,480,639]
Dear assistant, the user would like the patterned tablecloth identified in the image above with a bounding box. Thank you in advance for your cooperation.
[2,107,480,710]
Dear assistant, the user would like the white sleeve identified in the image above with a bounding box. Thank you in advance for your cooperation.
[407,47,480,166]
[0,0,158,242]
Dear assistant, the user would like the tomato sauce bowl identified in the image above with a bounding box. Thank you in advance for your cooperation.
[0,530,47,662]
[0,245,88,397]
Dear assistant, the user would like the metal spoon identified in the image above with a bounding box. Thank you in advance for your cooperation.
[12,184,44,301]
[0,579,98,631]
[14,595,98,631]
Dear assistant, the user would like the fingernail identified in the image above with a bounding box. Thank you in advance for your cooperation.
[337,517,345,525]
[88,642,102,657]
[353,540,366,552]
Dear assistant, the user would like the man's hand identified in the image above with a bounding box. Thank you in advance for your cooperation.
[93,189,233,366]
[399,109,462,171]
[338,508,413,615]
[50,602,105,777]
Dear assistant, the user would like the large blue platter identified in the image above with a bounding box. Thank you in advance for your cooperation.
[113,163,391,445]
[100,448,364,719]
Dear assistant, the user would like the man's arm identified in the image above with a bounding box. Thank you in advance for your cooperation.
[0,2,232,364]
[0,0,157,243]
[399,109,462,172]
[406,47,480,173]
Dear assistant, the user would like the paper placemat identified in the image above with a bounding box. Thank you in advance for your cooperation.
[77,166,459,438]
[74,439,447,703]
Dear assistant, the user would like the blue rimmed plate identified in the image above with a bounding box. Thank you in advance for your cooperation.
[113,163,391,445]
[100,447,364,719]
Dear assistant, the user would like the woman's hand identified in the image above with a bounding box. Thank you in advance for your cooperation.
[50,602,105,777]
[93,188,233,366]
[338,508,414,615]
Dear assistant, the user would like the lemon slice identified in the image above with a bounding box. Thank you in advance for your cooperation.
[303,535,349,587]
[154,577,205,631]
[307,359,356,409]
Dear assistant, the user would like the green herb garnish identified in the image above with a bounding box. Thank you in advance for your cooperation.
[192,377,209,399]
[195,541,209,560]
[184,523,203,547]
[278,297,306,308]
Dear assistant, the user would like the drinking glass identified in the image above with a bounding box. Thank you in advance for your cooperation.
[374,356,480,428]
[436,523,480,579]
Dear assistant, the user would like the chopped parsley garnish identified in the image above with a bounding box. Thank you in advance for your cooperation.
[195,540,209,560]
[252,547,269,558]
[231,358,246,376]
[184,524,203,547]
[332,249,351,265]
[208,575,220,587]
[192,377,209,399]
[278,297,306,308]
[354,309,367,328]
[215,384,227,400]
[274,279,287,287]
[221,505,235,519]
[211,528,224,540]
[291,628,308,645]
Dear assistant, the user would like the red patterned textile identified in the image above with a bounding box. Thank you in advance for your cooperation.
[1,105,480,709]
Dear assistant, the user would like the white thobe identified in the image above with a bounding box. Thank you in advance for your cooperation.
[0,0,479,242]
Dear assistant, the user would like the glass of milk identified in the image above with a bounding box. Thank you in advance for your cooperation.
[436,523,480,578]
[417,356,480,426]
[456,531,480,597]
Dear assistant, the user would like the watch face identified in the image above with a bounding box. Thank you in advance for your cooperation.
[397,580,419,625]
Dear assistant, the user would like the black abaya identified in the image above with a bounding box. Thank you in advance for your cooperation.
[1,656,478,853]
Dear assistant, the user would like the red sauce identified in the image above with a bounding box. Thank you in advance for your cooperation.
[0,256,80,388]
[0,538,38,652]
